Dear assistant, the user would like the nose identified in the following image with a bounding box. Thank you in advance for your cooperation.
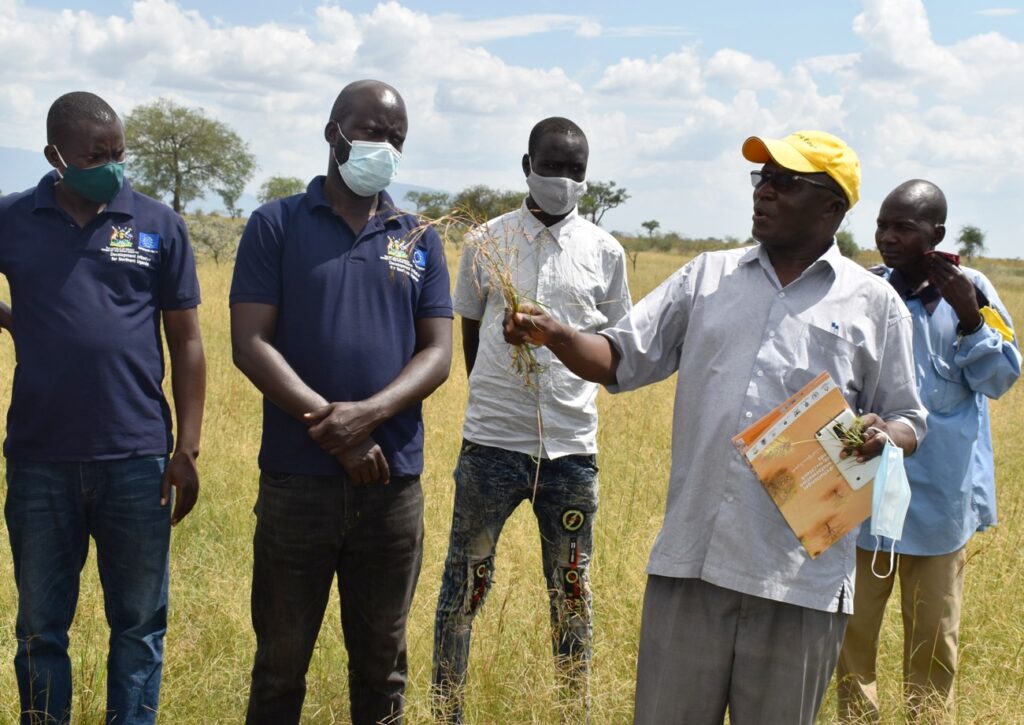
[753,179,776,201]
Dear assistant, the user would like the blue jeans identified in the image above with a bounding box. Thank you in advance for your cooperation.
[4,457,171,725]
[245,471,424,725]
[432,441,599,723]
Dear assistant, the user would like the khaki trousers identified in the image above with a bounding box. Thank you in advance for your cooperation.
[836,545,967,724]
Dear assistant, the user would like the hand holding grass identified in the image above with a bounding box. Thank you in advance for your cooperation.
[503,302,572,347]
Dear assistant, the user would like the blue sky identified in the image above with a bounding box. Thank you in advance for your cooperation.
[1,0,1023,257]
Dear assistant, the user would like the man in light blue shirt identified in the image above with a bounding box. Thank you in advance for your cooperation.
[837,180,1021,723]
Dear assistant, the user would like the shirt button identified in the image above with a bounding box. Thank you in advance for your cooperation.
[756,370,764,377]
[725,494,735,503]
[745,411,753,418]
[768,330,776,338]
[778,292,786,298]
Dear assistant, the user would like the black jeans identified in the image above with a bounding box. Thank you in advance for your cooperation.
[245,471,424,725]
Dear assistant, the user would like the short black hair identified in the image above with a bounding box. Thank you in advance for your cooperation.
[528,117,587,157]
[46,92,119,145]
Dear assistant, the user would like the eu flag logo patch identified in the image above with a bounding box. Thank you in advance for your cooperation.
[412,248,427,270]
[138,232,161,251]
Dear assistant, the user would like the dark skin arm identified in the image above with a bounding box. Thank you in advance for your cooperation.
[230,302,389,483]
[162,308,206,525]
[505,303,916,462]
[0,300,11,338]
[503,302,620,386]
[461,316,481,376]
[304,316,453,460]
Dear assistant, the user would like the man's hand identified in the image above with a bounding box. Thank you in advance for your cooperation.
[841,413,917,463]
[928,255,982,331]
[503,303,571,347]
[338,438,390,485]
[304,401,380,456]
[161,450,200,525]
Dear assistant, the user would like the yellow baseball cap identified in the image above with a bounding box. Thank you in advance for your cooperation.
[742,130,861,208]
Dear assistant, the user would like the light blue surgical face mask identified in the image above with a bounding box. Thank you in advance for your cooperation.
[869,436,912,578]
[333,122,401,197]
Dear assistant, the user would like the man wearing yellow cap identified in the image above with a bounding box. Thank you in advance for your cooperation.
[502,131,927,723]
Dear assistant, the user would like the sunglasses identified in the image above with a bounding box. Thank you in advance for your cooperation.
[750,170,846,202]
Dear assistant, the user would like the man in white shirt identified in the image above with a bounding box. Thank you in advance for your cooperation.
[431,117,631,723]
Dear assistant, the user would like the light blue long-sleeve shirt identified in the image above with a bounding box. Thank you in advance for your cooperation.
[857,265,1021,556]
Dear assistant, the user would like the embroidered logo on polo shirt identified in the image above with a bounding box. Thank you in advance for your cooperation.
[380,235,424,282]
[109,225,134,248]
[100,224,158,269]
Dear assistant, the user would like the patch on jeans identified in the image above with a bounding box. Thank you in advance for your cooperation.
[561,509,585,532]
[558,567,587,617]
[465,557,493,614]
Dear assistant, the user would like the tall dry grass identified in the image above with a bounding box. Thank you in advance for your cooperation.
[0,250,1020,723]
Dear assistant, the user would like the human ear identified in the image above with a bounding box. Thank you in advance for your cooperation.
[522,153,531,178]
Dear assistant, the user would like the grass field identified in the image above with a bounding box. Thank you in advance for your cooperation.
[0,248,1020,723]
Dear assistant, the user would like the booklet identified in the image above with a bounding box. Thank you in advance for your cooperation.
[732,372,880,559]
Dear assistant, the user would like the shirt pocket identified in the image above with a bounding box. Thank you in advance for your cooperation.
[805,323,863,403]
[926,353,969,413]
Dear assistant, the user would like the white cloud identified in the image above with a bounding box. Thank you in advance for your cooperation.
[595,47,704,98]
[705,49,782,89]
[0,0,1022,257]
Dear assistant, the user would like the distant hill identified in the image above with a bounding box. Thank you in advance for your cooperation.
[0,147,443,214]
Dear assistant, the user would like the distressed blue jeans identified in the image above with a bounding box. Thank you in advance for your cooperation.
[245,472,424,725]
[4,457,171,725]
[432,441,599,723]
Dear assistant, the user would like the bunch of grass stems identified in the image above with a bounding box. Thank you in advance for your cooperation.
[398,204,547,499]
[398,205,546,388]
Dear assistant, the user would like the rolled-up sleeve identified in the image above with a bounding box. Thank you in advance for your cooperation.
[601,262,693,393]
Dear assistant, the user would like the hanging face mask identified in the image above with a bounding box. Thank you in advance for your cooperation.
[333,123,401,197]
[526,159,587,216]
[53,146,125,204]
[869,435,912,578]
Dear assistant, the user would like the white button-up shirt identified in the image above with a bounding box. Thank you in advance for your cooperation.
[602,243,927,612]
[454,202,631,458]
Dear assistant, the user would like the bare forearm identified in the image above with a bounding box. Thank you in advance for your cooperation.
[233,338,328,419]
[362,344,452,424]
[168,338,205,457]
[884,420,918,456]
[547,326,620,386]
[461,316,480,376]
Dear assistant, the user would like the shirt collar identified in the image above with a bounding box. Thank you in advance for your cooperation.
[740,239,842,280]
[306,175,399,226]
[518,199,581,247]
[32,170,136,218]
[887,267,942,315]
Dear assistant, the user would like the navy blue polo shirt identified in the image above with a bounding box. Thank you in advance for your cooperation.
[0,172,201,461]
[229,176,453,477]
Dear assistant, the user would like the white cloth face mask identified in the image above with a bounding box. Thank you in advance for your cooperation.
[525,159,587,216]
[869,434,912,578]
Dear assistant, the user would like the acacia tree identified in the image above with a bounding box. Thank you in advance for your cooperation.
[125,99,256,214]
[579,180,629,226]
[405,190,452,219]
[957,225,986,260]
[258,175,306,204]
[641,219,660,238]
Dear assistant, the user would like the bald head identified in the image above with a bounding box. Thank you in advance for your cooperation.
[329,80,405,125]
[882,179,947,227]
